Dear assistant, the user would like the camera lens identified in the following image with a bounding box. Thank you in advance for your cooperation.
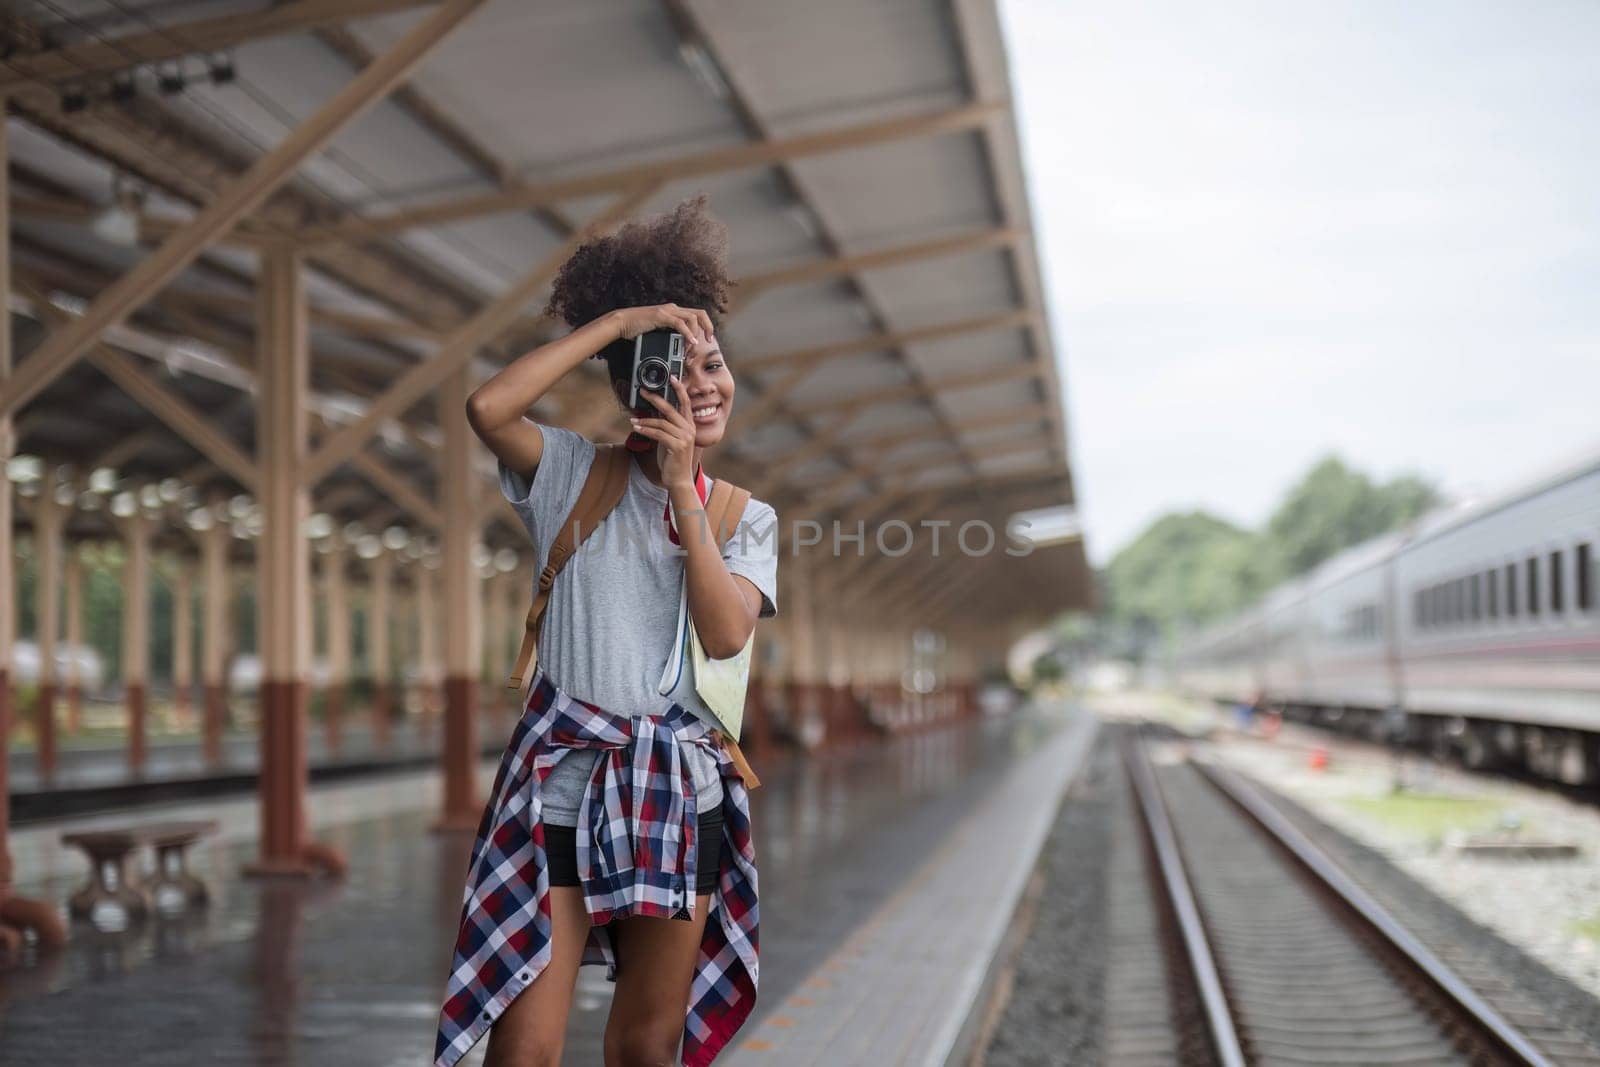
[639,358,668,390]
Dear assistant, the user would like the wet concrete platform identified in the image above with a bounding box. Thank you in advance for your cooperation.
[0,701,1091,1065]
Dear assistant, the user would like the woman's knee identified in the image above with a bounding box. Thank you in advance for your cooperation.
[483,1023,566,1067]
[604,1017,682,1067]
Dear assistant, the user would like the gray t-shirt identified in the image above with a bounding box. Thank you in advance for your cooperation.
[498,424,779,826]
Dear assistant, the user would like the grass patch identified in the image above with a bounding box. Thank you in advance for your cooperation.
[1569,917,1600,943]
[1339,792,1507,843]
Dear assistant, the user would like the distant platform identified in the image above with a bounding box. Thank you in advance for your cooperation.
[7,713,521,822]
[0,703,1093,1066]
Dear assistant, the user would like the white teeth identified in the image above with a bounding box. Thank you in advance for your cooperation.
[692,405,719,418]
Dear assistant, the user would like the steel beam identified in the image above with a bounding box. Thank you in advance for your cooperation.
[87,347,260,491]
[731,228,1021,313]
[0,0,488,420]
[302,183,660,486]
[300,102,999,244]
[786,359,1039,420]
[0,0,438,91]
[753,403,1049,500]
[347,450,444,530]
[730,309,1035,433]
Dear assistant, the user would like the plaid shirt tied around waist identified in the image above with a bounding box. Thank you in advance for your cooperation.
[434,667,760,1067]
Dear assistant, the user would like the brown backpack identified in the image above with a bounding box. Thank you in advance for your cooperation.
[505,444,761,784]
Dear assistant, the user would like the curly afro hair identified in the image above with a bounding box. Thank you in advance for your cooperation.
[545,195,733,386]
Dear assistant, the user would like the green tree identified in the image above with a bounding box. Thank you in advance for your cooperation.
[1092,455,1443,657]
[1104,511,1280,635]
[1266,456,1440,576]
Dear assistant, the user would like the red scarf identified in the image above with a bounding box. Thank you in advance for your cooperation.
[628,433,709,546]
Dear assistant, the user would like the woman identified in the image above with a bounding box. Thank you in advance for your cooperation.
[435,196,777,1067]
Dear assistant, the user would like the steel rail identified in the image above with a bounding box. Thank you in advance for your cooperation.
[1195,757,1556,1067]
[1121,737,1248,1067]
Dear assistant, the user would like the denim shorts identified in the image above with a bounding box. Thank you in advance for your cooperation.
[543,807,725,895]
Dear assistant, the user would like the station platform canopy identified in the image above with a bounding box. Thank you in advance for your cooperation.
[2,0,1091,621]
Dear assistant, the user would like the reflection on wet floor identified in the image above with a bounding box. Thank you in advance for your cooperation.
[0,708,1067,1065]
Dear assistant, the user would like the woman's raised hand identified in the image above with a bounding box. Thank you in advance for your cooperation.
[630,375,698,490]
[608,303,714,347]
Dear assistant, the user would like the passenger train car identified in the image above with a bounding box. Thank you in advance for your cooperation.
[1172,447,1600,785]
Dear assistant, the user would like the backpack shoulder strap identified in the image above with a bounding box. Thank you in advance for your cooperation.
[702,478,753,551]
[506,444,630,690]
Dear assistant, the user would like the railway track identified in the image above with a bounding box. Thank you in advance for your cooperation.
[1116,730,1593,1066]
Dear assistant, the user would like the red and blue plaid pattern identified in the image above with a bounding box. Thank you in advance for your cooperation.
[434,667,760,1066]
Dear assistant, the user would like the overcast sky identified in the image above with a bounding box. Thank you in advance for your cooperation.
[997,0,1600,565]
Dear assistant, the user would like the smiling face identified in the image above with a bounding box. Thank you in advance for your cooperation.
[680,337,735,447]
[610,335,736,448]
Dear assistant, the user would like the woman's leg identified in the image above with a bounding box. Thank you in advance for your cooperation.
[602,893,715,1067]
[483,885,592,1067]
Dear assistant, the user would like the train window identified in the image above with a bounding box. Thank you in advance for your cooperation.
[1486,569,1498,618]
[1526,556,1540,616]
[1506,563,1518,617]
[1550,550,1564,614]
[1469,573,1481,620]
[1580,543,1594,611]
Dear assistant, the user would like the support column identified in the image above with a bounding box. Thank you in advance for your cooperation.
[787,550,823,751]
[119,510,153,775]
[417,563,441,720]
[171,554,194,732]
[845,612,873,735]
[199,508,231,766]
[479,567,508,741]
[865,629,890,730]
[32,487,65,780]
[743,614,775,761]
[63,541,83,734]
[888,630,908,729]
[437,365,481,830]
[829,606,859,744]
[505,565,525,684]
[0,116,67,949]
[481,569,505,686]
[320,541,349,754]
[366,550,393,750]
[248,248,339,878]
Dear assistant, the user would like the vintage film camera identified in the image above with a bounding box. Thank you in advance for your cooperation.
[626,329,686,413]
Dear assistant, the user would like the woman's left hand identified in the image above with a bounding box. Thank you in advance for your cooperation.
[630,375,697,489]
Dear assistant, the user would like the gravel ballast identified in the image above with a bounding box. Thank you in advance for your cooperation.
[980,732,1117,1066]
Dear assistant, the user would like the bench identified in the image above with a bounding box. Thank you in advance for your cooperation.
[61,819,219,930]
